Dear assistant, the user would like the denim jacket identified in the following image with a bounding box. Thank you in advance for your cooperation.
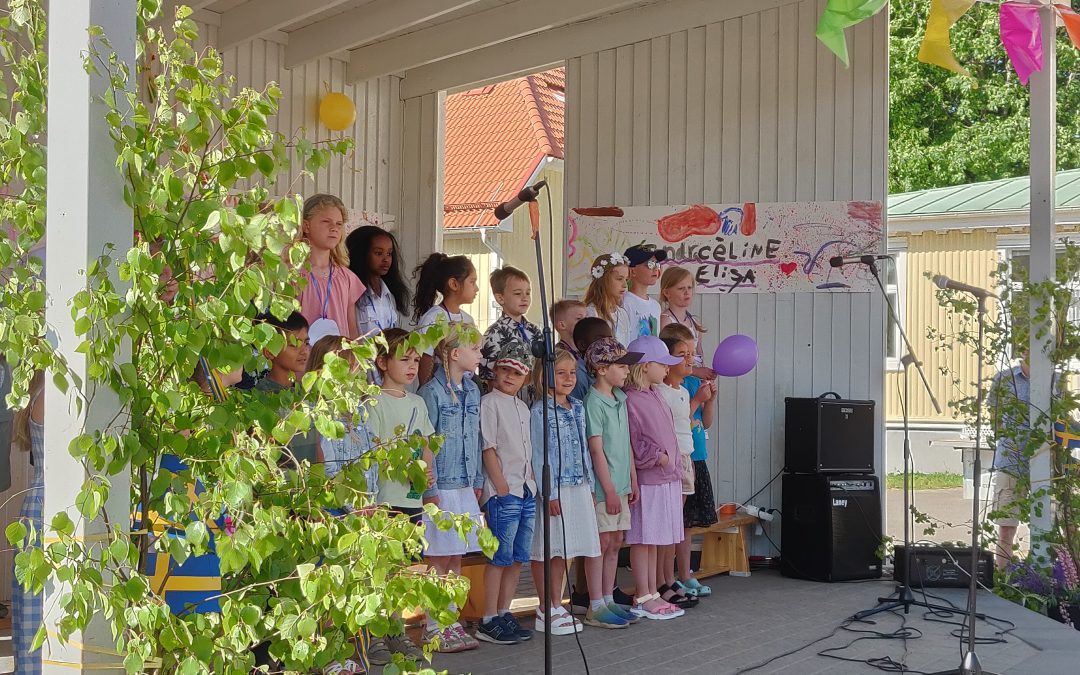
[418,366,484,495]
[530,396,594,494]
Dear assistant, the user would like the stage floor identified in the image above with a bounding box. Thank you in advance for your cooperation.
[430,569,1080,675]
[3,569,1077,674]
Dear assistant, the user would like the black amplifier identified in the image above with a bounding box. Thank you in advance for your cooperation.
[893,544,994,589]
[785,392,875,474]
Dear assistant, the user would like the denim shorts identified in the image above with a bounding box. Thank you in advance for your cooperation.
[485,488,536,567]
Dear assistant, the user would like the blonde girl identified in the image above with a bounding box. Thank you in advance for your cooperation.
[528,349,602,634]
[621,336,687,621]
[417,322,484,652]
[11,370,45,675]
[299,194,366,340]
[658,266,714,379]
[583,253,634,347]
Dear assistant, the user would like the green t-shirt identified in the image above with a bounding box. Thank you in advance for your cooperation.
[254,378,319,466]
[584,387,632,503]
[366,391,436,509]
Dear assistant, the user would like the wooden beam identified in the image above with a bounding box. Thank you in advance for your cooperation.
[218,0,352,50]
[284,0,484,70]
[347,0,643,83]
[399,0,800,98]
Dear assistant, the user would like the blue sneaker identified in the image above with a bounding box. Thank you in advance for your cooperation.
[584,605,629,629]
[476,616,522,645]
[607,602,640,624]
[502,612,533,641]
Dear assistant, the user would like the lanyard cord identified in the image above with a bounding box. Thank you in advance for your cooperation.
[309,265,334,320]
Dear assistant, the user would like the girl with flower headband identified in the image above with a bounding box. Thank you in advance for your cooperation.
[583,252,634,347]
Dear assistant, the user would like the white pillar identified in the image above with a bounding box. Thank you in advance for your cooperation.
[1026,0,1056,558]
[43,1,135,672]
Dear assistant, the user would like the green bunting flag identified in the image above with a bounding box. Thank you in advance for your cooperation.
[815,0,889,66]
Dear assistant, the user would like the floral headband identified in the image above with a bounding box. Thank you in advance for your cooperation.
[590,252,631,279]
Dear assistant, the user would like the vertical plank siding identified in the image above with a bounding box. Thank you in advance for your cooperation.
[565,0,888,554]
[200,22,402,228]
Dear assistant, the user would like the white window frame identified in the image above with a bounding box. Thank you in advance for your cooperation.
[885,239,907,372]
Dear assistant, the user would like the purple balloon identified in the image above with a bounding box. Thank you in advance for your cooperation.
[712,334,758,377]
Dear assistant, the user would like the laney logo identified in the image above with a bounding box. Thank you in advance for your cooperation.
[833,498,848,507]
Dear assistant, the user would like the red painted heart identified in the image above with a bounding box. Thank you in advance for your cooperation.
[780,262,798,276]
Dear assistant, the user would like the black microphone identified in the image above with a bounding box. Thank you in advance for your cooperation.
[829,253,892,268]
[493,180,547,221]
[931,274,997,299]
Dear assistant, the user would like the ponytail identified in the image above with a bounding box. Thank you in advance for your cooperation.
[412,253,475,323]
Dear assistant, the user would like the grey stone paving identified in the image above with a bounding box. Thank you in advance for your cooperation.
[427,570,1080,675]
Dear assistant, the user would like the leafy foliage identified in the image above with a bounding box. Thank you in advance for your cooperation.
[2,1,494,672]
[929,243,1080,619]
[890,0,1080,193]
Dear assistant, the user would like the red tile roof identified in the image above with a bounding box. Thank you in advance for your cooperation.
[443,68,565,230]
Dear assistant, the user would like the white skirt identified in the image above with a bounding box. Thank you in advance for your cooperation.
[423,487,484,556]
[530,483,602,560]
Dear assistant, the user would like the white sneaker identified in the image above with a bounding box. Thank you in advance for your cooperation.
[535,608,583,635]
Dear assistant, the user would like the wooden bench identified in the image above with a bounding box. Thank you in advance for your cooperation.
[687,513,757,579]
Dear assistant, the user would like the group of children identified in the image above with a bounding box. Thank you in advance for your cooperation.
[236,195,724,668]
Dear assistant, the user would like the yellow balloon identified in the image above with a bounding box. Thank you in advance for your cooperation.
[319,92,356,131]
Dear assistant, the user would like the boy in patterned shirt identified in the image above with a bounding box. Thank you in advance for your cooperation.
[480,266,540,385]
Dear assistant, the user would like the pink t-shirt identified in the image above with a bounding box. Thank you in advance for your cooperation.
[299,263,366,339]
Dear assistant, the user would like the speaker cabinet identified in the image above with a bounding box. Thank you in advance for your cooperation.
[785,394,875,474]
[781,473,883,582]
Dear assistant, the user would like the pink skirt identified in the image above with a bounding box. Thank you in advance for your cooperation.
[626,481,684,546]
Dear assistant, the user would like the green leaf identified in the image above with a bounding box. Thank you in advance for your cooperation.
[6,521,27,547]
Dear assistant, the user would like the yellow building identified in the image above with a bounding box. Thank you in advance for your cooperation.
[885,170,1080,474]
[441,70,566,331]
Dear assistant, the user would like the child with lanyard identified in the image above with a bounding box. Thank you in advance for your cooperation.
[411,253,479,385]
[417,322,486,653]
[345,225,410,338]
[658,266,716,380]
[298,194,366,340]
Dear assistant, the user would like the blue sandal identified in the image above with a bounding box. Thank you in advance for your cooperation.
[682,578,712,597]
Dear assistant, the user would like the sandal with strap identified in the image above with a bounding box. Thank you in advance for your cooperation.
[323,658,366,674]
[659,583,698,609]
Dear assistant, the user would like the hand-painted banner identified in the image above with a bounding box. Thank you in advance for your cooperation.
[566,202,884,295]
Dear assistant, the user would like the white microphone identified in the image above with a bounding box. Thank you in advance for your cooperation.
[829,253,892,268]
[931,275,997,299]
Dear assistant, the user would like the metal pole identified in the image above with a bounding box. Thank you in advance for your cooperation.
[1026,0,1057,555]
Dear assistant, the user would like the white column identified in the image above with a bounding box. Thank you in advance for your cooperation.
[1026,0,1056,557]
[43,1,134,672]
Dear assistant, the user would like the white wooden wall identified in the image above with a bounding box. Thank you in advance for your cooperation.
[399,92,444,278]
[196,19,403,223]
[565,0,888,554]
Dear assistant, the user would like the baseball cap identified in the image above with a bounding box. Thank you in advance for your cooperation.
[624,244,668,267]
[494,341,532,376]
[585,337,643,374]
[627,335,684,367]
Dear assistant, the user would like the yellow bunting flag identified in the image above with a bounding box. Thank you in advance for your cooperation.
[816,0,889,66]
[918,0,977,79]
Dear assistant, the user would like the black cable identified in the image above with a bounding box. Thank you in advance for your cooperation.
[733,619,848,674]
[739,466,784,508]
[542,184,591,674]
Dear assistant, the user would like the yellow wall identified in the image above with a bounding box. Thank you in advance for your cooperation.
[443,162,564,332]
[886,229,999,423]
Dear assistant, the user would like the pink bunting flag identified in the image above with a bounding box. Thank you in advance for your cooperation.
[999,2,1043,86]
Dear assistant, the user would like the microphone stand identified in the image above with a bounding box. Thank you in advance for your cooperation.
[527,198,555,675]
[853,259,959,621]
[930,295,996,675]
